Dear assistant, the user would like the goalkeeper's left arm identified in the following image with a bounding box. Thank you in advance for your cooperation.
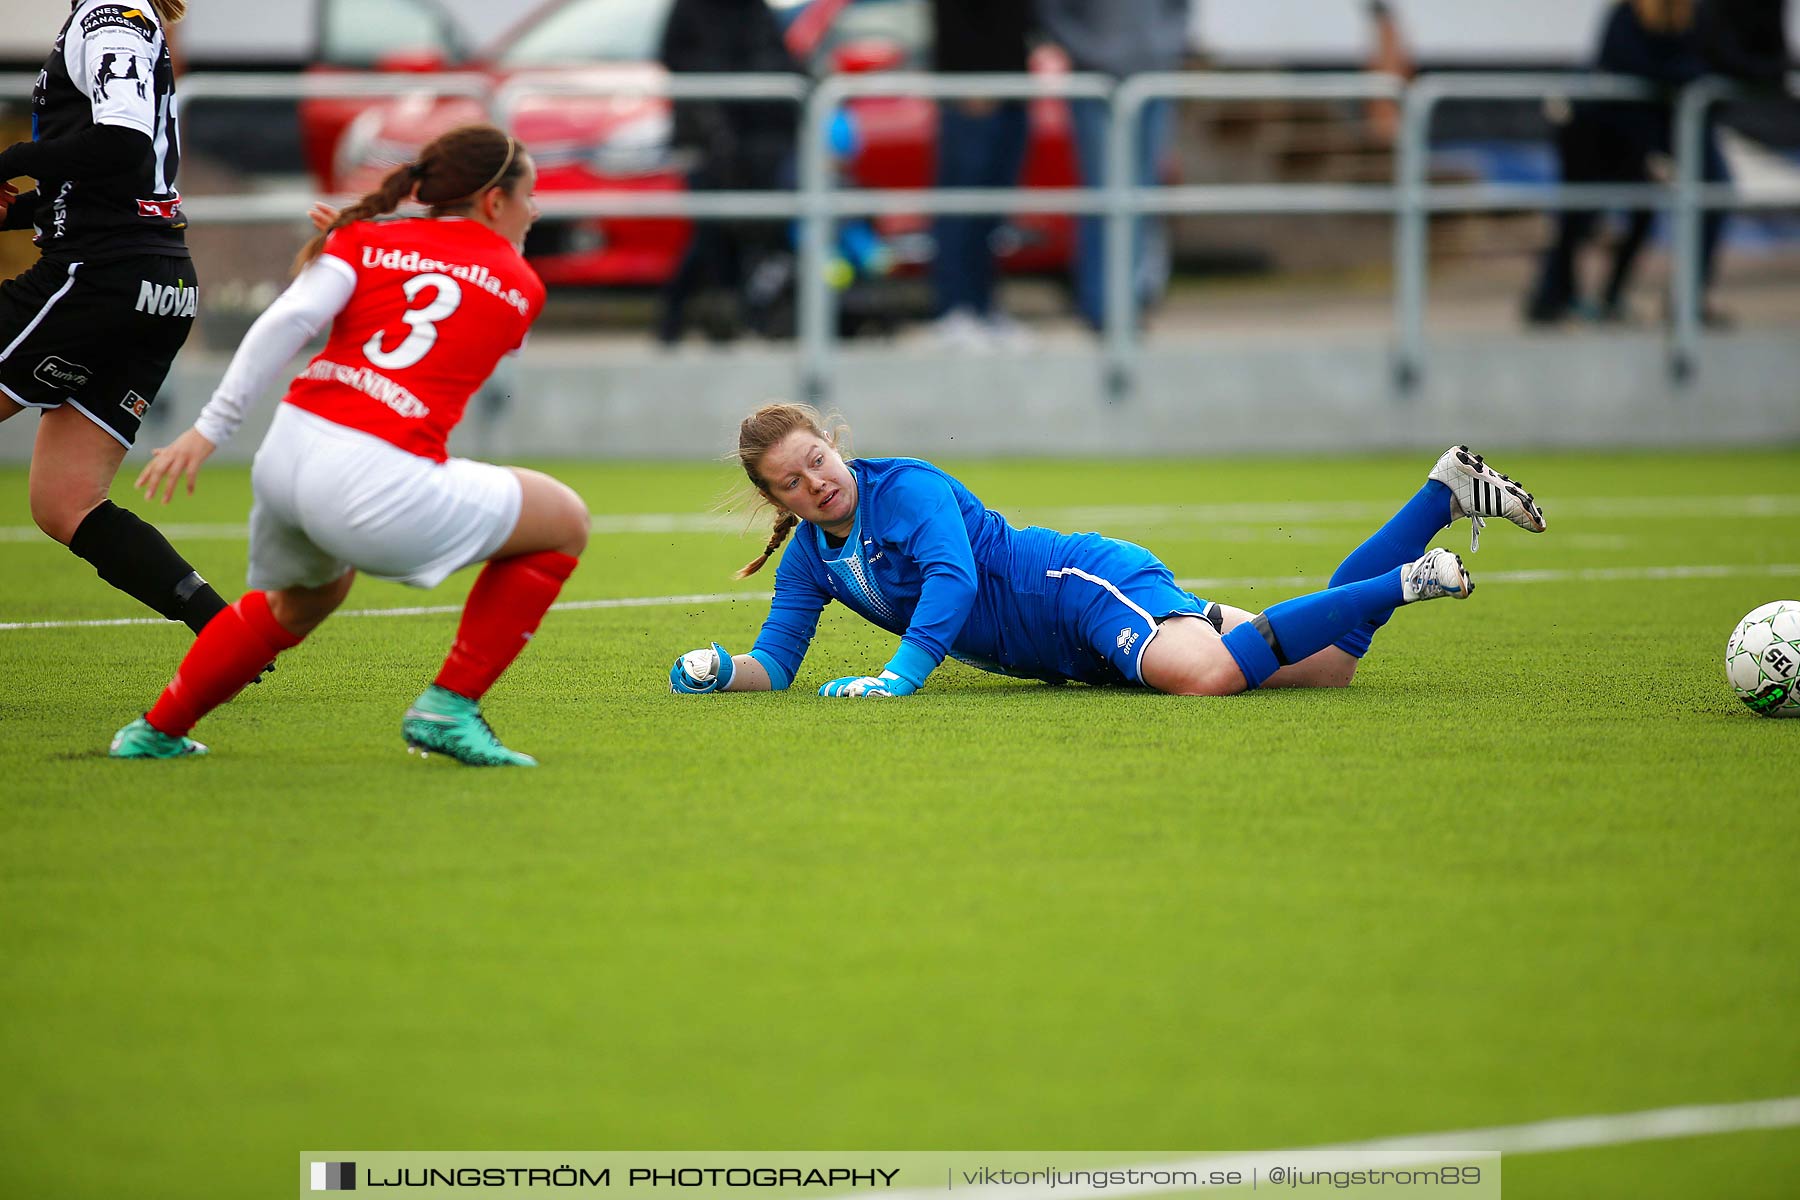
[815,467,979,699]
[670,644,781,693]
[672,550,828,694]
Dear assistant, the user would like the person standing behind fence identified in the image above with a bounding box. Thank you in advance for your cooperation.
[1698,0,1794,86]
[928,0,1037,350]
[0,0,234,639]
[1524,0,1727,326]
[1037,0,1189,332]
[1690,0,1795,319]
[656,0,804,344]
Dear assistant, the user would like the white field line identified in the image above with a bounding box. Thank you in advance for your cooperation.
[3,494,1798,544]
[853,1096,1800,1200]
[0,590,772,632]
[4,564,1799,633]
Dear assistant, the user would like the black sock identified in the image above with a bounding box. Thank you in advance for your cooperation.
[68,500,229,633]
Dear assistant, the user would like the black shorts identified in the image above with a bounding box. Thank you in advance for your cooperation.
[0,253,197,448]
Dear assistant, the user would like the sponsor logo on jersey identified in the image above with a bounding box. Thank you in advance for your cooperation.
[33,355,92,391]
[93,51,149,101]
[135,278,197,317]
[135,194,181,220]
[1116,626,1141,655]
[119,390,150,419]
[81,5,157,43]
[51,181,74,239]
[298,359,431,420]
[359,246,532,315]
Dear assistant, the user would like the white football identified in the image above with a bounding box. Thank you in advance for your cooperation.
[1724,600,1800,718]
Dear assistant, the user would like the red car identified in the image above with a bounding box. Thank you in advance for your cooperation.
[299,0,1078,288]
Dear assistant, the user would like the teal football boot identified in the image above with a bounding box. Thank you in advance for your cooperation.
[110,716,208,759]
[401,685,537,767]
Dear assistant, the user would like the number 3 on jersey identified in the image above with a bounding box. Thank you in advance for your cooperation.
[364,272,462,370]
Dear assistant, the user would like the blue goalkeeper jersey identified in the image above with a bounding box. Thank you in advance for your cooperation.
[749,457,1211,689]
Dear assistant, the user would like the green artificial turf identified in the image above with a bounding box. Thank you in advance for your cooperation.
[2,449,1796,1198]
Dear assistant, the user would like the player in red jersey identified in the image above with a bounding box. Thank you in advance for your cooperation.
[110,124,588,766]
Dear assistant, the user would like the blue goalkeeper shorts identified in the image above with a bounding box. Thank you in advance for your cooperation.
[1044,533,1219,685]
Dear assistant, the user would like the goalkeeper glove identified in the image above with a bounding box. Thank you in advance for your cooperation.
[817,640,936,697]
[818,669,918,698]
[670,643,736,694]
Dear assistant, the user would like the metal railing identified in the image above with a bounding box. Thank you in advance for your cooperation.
[494,73,810,221]
[1397,72,1656,390]
[1104,72,1402,398]
[1394,71,1800,388]
[1667,75,1800,378]
[2,68,1795,400]
[797,70,1113,402]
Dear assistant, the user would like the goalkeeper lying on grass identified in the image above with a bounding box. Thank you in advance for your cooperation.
[671,403,1545,699]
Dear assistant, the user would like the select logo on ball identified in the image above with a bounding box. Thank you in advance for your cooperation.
[1725,600,1800,718]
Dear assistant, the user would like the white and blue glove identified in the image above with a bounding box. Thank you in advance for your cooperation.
[670,642,736,694]
[818,669,918,698]
[817,644,932,699]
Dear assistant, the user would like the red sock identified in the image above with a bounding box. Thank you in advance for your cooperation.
[146,591,304,736]
[434,551,579,701]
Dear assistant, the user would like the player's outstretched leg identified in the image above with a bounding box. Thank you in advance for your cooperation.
[1218,549,1471,690]
[401,548,580,768]
[109,580,345,760]
[1324,470,1456,660]
[403,471,586,768]
[1429,444,1547,551]
[1324,445,1544,661]
[32,411,230,634]
[1147,549,1473,695]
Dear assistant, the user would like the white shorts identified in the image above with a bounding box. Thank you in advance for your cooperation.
[247,404,522,591]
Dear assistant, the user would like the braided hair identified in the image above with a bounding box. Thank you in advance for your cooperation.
[292,124,525,275]
[733,402,851,579]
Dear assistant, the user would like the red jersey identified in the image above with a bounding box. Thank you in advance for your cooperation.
[282,217,546,462]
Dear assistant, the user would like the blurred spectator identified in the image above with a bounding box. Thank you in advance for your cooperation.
[1363,0,1415,146]
[821,111,897,286]
[656,0,803,344]
[929,0,1037,349]
[1037,0,1189,331]
[1524,0,1726,326]
[1697,0,1795,86]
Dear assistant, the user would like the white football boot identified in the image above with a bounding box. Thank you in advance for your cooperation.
[1400,548,1474,603]
[1429,445,1547,551]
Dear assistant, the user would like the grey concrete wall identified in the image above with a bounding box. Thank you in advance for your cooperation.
[4,332,1796,466]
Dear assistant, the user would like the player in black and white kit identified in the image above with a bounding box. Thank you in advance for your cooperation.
[0,0,228,636]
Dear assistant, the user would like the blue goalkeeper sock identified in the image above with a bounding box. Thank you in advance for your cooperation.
[1327,480,1453,658]
[1221,569,1405,688]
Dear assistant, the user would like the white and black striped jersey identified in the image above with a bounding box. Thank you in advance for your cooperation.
[28,1,186,257]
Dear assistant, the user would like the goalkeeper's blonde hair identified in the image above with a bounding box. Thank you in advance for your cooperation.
[733,402,851,579]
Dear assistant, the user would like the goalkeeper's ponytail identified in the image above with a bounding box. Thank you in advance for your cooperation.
[736,510,798,579]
